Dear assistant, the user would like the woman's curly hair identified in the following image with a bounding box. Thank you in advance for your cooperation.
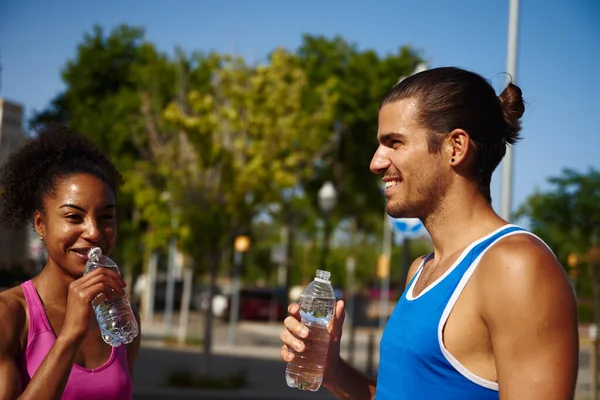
[0,124,123,230]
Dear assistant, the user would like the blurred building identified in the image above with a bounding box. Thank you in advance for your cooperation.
[0,97,29,272]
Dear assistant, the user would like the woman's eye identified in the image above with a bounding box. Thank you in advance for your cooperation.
[66,214,83,222]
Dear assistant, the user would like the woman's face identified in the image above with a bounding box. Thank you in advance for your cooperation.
[34,173,117,278]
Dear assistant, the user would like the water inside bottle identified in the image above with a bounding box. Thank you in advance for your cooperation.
[299,295,335,325]
[285,322,330,391]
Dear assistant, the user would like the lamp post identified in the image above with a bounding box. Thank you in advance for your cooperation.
[160,191,179,337]
[501,0,521,222]
[228,234,251,345]
[318,181,337,270]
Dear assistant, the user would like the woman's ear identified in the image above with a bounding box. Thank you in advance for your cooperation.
[33,210,45,241]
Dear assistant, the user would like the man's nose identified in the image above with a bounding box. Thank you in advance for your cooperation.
[370,146,391,174]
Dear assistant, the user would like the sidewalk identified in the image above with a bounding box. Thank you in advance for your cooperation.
[133,316,344,399]
[134,314,596,399]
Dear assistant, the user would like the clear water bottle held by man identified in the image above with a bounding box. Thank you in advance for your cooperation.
[85,247,139,347]
[285,269,336,391]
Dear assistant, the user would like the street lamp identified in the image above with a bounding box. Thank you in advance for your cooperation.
[318,181,337,218]
[318,181,337,270]
[501,0,521,222]
[160,191,179,337]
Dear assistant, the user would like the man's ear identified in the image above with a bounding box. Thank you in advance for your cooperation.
[444,128,472,166]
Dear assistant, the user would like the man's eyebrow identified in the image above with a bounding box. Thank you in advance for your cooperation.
[378,132,406,143]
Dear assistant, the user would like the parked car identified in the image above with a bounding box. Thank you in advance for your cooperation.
[225,287,286,321]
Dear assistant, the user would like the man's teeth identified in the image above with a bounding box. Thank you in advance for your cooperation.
[385,180,399,189]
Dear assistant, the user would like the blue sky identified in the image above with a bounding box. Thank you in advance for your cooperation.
[1,0,599,216]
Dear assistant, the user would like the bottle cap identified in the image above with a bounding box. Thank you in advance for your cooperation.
[88,247,103,260]
[315,269,331,282]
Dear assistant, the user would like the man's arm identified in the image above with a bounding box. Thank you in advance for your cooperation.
[480,234,579,399]
[320,255,427,400]
[323,359,377,400]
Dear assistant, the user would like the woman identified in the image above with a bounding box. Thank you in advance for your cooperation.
[0,125,140,399]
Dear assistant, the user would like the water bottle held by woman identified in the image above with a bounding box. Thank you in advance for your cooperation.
[85,247,139,347]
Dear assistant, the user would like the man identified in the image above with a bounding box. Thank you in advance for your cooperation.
[280,67,578,399]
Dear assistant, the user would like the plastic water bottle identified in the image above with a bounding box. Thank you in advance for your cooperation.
[285,269,336,391]
[85,247,139,347]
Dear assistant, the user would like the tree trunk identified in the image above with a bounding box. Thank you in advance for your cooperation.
[178,266,193,344]
[284,211,295,308]
[202,249,220,376]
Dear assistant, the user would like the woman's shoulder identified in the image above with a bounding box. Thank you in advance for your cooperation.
[0,285,28,355]
[0,285,27,316]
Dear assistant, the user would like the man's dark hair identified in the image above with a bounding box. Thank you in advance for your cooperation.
[380,67,525,203]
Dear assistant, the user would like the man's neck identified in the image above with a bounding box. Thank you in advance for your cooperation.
[422,188,508,262]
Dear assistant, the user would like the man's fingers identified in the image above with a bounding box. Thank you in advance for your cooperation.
[287,303,300,317]
[336,300,345,320]
[280,329,306,352]
[284,316,309,338]
[329,300,346,336]
[280,344,295,362]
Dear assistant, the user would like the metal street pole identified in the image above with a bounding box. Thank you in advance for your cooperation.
[346,256,356,364]
[163,234,177,336]
[378,213,393,332]
[500,0,521,221]
[178,266,193,344]
[402,236,411,284]
[228,235,251,345]
[228,250,243,345]
[143,251,158,323]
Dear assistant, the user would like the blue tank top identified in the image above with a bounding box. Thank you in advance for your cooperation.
[376,224,531,399]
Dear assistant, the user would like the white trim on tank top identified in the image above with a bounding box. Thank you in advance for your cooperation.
[406,224,520,301]
[437,229,556,391]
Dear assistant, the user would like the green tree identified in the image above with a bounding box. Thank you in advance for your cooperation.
[297,35,424,231]
[30,25,180,279]
[293,35,424,287]
[162,48,339,371]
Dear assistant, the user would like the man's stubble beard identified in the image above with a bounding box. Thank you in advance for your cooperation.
[385,173,448,221]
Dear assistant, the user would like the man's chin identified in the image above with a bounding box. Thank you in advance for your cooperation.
[386,204,408,219]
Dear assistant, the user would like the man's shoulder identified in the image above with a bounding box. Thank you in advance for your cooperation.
[483,230,559,270]
[475,230,574,314]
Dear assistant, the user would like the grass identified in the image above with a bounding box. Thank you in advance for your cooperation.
[162,335,203,347]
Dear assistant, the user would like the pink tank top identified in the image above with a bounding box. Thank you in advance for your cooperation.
[17,280,133,400]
